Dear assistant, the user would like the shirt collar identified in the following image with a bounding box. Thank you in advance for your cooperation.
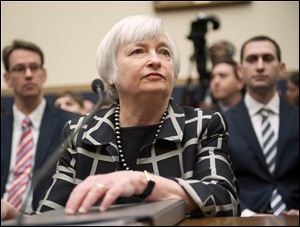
[218,101,229,112]
[245,92,280,117]
[13,98,46,130]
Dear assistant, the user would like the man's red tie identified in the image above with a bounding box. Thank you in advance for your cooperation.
[6,117,33,210]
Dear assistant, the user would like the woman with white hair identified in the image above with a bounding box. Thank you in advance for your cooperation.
[2,15,239,220]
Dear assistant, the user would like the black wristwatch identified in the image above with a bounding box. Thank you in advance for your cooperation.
[139,170,155,199]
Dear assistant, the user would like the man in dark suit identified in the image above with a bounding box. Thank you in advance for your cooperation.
[224,36,299,216]
[1,40,78,212]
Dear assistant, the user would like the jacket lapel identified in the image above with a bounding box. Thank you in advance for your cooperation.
[34,104,59,171]
[276,99,293,174]
[82,107,116,146]
[81,107,118,161]
[230,101,269,171]
[158,100,185,142]
[1,112,13,195]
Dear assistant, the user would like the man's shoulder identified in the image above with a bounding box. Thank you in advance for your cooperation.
[224,100,245,116]
[45,103,79,116]
[1,110,13,127]
[43,103,80,123]
[280,98,299,112]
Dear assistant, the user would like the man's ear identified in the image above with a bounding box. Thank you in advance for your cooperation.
[278,62,287,79]
[42,68,47,84]
[237,63,244,81]
[237,78,245,91]
[3,72,12,88]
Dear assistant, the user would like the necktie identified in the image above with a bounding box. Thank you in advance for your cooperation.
[6,117,34,210]
[260,108,286,215]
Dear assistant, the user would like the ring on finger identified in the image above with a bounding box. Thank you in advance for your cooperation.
[95,183,108,191]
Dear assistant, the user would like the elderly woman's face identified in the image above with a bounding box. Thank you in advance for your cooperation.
[115,34,174,99]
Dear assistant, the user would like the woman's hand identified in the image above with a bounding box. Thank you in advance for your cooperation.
[65,170,197,215]
[1,200,19,220]
[65,171,147,214]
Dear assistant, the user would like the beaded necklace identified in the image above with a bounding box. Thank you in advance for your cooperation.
[114,104,168,170]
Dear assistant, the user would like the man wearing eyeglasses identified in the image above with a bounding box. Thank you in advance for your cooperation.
[1,40,78,214]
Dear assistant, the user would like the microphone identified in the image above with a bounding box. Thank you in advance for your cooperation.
[16,79,105,224]
[92,78,104,95]
[91,79,105,109]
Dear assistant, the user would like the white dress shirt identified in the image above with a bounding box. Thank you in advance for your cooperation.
[244,92,280,150]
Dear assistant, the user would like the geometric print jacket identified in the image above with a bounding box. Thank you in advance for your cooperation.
[37,99,240,217]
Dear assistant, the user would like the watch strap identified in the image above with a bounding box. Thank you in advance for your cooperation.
[139,170,155,199]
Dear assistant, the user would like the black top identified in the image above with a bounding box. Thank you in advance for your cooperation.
[120,125,158,170]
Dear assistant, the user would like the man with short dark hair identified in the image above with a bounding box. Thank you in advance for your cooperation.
[1,40,78,213]
[225,36,299,216]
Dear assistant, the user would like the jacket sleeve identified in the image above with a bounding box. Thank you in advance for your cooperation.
[36,116,83,213]
[173,111,240,217]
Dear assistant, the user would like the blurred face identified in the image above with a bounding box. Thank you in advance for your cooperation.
[54,95,84,114]
[210,63,243,101]
[4,49,46,99]
[241,41,285,93]
[115,34,174,100]
[286,80,299,105]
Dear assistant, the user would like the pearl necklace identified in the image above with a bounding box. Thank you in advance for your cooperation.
[114,104,168,170]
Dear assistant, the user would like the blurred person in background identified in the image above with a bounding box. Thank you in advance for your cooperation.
[53,91,86,115]
[210,59,245,112]
[285,71,299,106]
[208,40,236,66]
[197,40,237,109]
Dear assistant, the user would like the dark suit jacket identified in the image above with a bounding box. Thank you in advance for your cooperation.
[224,98,299,212]
[1,102,78,210]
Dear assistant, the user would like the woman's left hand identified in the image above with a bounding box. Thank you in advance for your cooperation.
[65,171,146,214]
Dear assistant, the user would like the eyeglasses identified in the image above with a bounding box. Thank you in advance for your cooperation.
[9,63,42,74]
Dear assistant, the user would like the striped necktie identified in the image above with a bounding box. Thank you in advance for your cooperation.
[5,117,34,210]
[260,108,286,215]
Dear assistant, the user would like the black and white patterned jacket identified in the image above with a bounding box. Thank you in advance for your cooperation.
[38,99,240,217]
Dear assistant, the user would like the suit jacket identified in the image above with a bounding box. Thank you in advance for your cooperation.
[38,100,240,217]
[1,102,78,210]
[224,98,299,212]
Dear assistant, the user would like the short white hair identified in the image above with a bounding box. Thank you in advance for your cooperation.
[96,15,180,101]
